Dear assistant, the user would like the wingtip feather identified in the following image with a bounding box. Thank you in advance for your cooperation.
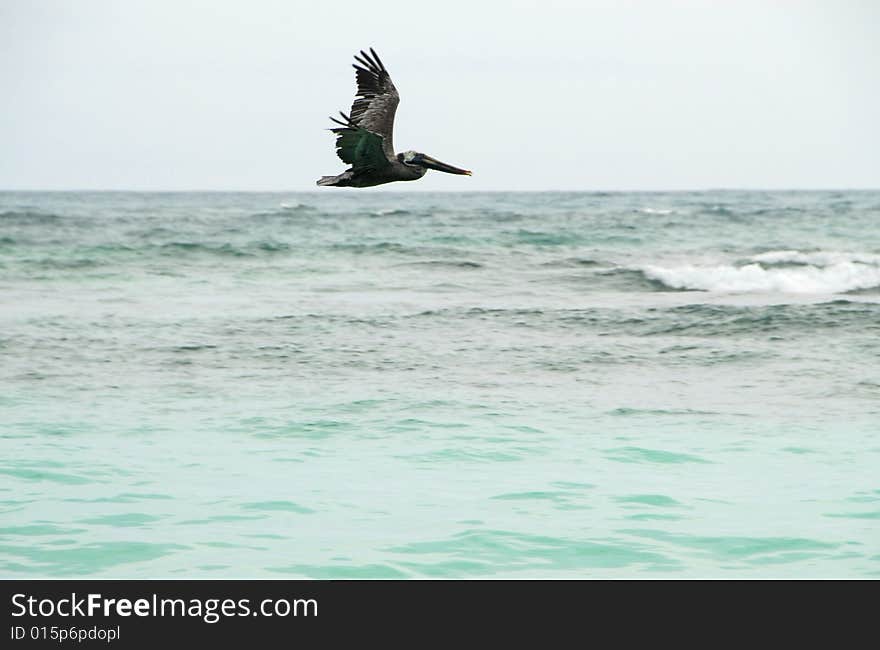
[369,48,386,72]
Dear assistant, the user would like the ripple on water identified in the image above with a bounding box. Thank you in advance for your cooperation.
[615,494,687,521]
[0,541,186,576]
[78,513,163,527]
[267,563,409,579]
[249,420,353,440]
[489,485,598,512]
[608,407,719,417]
[63,492,174,504]
[620,529,843,566]
[396,448,524,464]
[0,524,86,536]
[616,494,684,507]
[240,501,315,514]
[824,510,880,520]
[0,466,92,485]
[551,481,596,490]
[491,491,570,502]
[175,515,265,525]
[845,489,880,503]
[382,529,678,577]
[604,447,711,464]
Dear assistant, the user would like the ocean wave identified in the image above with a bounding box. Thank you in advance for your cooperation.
[15,241,296,271]
[158,240,290,257]
[24,257,103,270]
[749,250,880,267]
[371,208,413,217]
[595,268,673,291]
[329,242,471,259]
[640,251,880,293]
[511,229,586,246]
[398,260,483,269]
[0,210,62,224]
[482,209,528,222]
[700,204,737,216]
[748,206,807,216]
[541,257,606,268]
[249,204,318,219]
[642,301,880,336]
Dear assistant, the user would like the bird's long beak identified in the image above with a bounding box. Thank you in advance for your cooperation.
[419,155,472,176]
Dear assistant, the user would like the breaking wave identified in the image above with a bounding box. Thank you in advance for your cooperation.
[639,251,880,294]
[749,250,880,267]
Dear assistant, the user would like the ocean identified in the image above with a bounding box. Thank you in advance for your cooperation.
[1,190,878,578]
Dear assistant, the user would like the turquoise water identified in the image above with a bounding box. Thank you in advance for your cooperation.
[1,190,879,578]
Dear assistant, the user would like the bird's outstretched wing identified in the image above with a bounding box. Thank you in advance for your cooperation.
[329,48,399,167]
[329,112,391,172]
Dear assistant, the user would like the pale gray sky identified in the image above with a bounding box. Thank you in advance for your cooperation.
[1,0,878,191]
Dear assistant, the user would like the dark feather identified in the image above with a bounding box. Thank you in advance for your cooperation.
[369,48,387,72]
[324,48,400,170]
[343,48,399,159]
[329,123,391,172]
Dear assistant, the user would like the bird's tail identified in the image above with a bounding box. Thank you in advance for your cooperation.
[316,171,353,187]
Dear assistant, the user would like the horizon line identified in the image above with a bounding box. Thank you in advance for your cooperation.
[2,187,879,193]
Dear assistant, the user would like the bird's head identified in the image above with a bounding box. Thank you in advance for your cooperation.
[398,151,472,176]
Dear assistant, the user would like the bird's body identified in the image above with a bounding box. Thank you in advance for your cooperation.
[317,49,471,187]
[317,157,426,188]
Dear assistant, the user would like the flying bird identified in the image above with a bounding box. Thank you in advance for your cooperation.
[317,48,472,187]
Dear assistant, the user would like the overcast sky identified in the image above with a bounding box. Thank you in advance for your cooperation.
[1,0,878,191]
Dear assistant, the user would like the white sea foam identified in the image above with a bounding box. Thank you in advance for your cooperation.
[642,251,880,293]
[750,250,880,267]
[634,207,675,215]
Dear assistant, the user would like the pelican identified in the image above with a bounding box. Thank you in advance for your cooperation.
[317,48,472,187]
